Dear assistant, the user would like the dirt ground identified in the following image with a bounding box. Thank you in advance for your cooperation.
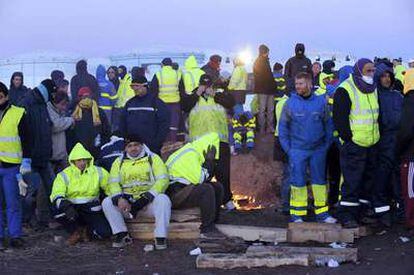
[1,208,414,275]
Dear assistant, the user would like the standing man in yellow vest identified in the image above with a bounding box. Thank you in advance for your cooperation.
[112,65,135,132]
[333,59,380,228]
[183,55,205,94]
[151,58,183,143]
[181,74,235,210]
[0,82,32,249]
[228,57,248,115]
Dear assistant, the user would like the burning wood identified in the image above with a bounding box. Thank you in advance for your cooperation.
[233,194,263,210]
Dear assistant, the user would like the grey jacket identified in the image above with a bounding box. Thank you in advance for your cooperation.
[47,102,74,161]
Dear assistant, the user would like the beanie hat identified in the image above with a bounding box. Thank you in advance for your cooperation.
[77,86,92,97]
[162,58,173,66]
[131,75,148,86]
[0,81,8,96]
[199,74,213,87]
[209,55,222,64]
[273,62,283,71]
[259,44,269,55]
[126,134,143,144]
[322,60,336,74]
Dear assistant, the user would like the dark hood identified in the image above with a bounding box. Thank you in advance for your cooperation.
[375,63,395,90]
[10,71,24,89]
[76,60,88,75]
[295,43,305,57]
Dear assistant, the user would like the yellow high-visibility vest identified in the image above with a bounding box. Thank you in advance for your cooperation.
[0,105,25,164]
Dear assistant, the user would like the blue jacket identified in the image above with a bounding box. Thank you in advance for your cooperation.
[96,65,117,110]
[97,136,125,171]
[119,93,170,154]
[279,92,332,152]
[375,63,403,134]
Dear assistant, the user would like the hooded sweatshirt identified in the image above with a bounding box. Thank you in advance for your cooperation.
[50,143,120,204]
[70,60,99,106]
[9,72,29,105]
[284,44,312,91]
[96,65,117,110]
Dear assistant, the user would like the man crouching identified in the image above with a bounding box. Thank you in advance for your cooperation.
[102,135,171,249]
[50,143,120,245]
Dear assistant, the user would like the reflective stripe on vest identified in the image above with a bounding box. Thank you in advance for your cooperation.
[156,68,180,103]
[341,77,379,147]
[0,105,25,164]
[188,97,229,142]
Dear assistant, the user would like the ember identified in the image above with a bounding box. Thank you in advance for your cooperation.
[233,194,263,210]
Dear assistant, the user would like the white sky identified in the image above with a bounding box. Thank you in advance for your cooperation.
[1,0,413,60]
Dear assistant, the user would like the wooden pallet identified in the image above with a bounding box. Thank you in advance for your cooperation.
[126,208,201,240]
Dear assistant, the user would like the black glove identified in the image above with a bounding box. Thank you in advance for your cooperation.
[59,200,78,221]
[131,192,155,216]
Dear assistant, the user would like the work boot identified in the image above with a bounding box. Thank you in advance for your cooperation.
[378,212,392,228]
[112,232,133,248]
[67,228,82,245]
[81,227,91,242]
[341,219,359,229]
[9,238,25,248]
[0,239,5,251]
[154,238,168,250]
[200,227,226,240]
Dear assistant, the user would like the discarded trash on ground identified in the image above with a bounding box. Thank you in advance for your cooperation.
[189,247,202,256]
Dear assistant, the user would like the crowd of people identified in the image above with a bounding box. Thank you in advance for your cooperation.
[0,43,414,250]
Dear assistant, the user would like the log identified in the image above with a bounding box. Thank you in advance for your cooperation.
[246,245,358,265]
[215,224,287,242]
[129,208,201,223]
[195,237,248,253]
[196,253,309,269]
[287,222,355,243]
[127,222,200,239]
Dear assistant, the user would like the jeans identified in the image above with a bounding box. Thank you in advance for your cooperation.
[0,166,22,238]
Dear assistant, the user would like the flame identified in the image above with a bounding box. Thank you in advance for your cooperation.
[233,194,263,211]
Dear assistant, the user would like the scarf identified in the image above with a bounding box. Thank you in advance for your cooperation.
[352,58,377,93]
[72,98,101,126]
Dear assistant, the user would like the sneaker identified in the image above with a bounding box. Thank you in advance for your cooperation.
[112,232,133,248]
[224,201,236,211]
[290,217,304,223]
[320,216,337,224]
[200,227,226,240]
[154,238,167,250]
[10,238,25,248]
[67,228,82,245]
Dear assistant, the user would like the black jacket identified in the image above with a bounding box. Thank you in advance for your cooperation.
[397,91,414,159]
[70,61,99,106]
[68,108,110,160]
[119,93,170,155]
[253,56,276,94]
[284,55,312,91]
[19,89,53,167]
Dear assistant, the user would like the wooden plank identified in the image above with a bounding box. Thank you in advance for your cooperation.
[246,245,358,265]
[215,224,287,242]
[128,208,201,223]
[287,223,355,243]
[196,253,309,269]
[127,222,200,240]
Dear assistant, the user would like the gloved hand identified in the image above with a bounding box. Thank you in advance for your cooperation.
[131,192,155,216]
[16,173,28,197]
[59,199,78,222]
[19,158,32,175]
